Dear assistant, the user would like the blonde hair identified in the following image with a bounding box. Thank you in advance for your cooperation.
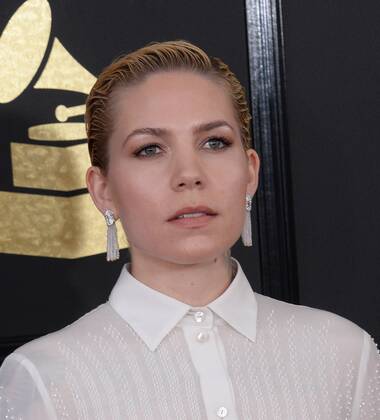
[85,40,252,171]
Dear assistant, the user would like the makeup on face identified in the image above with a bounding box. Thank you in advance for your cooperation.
[106,71,254,264]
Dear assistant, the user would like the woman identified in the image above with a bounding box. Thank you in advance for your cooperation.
[0,40,379,419]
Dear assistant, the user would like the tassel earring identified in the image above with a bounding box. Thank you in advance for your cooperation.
[104,209,120,261]
[241,194,253,247]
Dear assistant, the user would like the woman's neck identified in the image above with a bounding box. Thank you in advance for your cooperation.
[129,251,234,307]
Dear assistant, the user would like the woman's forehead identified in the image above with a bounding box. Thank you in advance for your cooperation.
[110,71,237,126]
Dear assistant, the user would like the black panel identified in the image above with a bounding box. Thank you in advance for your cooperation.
[282,0,380,342]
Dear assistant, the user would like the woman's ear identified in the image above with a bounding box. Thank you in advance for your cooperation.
[86,166,118,217]
[246,148,260,196]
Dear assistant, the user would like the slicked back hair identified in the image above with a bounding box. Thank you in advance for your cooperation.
[85,40,252,172]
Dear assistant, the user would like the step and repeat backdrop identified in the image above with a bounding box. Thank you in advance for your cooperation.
[2,0,378,362]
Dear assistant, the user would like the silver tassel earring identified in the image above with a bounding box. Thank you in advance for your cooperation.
[104,209,120,261]
[242,194,253,247]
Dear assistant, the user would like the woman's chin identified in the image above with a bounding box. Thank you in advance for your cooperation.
[129,232,240,266]
[163,241,233,266]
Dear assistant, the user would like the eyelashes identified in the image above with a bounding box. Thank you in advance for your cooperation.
[133,136,232,158]
[203,136,232,150]
[133,144,162,157]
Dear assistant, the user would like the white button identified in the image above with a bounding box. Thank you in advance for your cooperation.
[217,406,228,418]
[194,311,205,323]
[196,331,209,342]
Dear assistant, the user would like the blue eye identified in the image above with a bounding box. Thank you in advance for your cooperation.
[134,144,162,157]
[203,137,231,150]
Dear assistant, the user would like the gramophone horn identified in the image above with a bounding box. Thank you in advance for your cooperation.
[34,38,96,94]
[0,0,51,103]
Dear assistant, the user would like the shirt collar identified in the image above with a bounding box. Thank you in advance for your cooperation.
[109,258,257,351]
[208,258,257,344]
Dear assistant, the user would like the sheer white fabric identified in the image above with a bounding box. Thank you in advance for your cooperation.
[0,259,379,419]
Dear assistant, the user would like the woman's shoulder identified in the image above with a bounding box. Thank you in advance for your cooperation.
[254,292,372,355]
[5,302,120,369]
[0,302,141,415]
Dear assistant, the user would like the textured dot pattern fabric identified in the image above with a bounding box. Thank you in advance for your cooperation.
[0,305,208,419]
[0,260,379,419]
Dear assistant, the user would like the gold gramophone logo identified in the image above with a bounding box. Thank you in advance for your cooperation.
[0,0,127,258]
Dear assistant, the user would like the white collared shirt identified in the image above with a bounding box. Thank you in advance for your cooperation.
[109,258,257,419]
[0,258,379,419]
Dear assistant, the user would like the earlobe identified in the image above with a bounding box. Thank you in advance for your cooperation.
[246,148,260,195]
[86,166,117,216]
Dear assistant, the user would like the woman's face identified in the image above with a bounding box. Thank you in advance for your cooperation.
[90,70,259,265]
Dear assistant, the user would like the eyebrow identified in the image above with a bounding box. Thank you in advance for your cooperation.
[123,120,235,147]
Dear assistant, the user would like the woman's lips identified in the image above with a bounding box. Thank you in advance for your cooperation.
[167,206,218,227]
[168,206,217,221]
[168,213,217,228]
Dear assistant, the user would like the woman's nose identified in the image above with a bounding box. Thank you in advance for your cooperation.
[174,176,203,191]
[170,153,205,192]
